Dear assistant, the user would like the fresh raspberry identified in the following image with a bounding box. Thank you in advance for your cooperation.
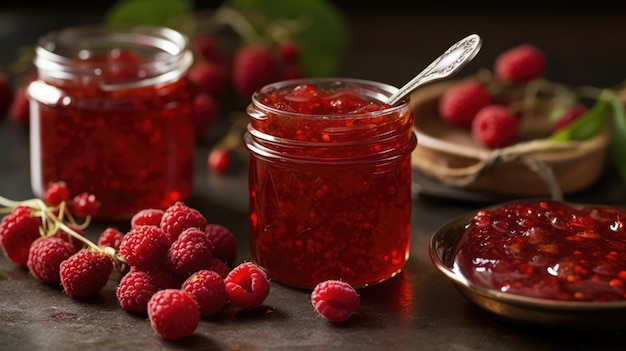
[204,224,237,265]
[224,262,270,309]
[160,201,207,244]
[9,87,29,128]
[119,225,169,271]
[167,227,214,277]
[116,268,159,313]
[205,257,231,279]
[130,208,164,229]
[27,236,75,284]
[51,224,85,253]
[193,34,224,63]
[59,249,113,298]
[182,270,228,317]
[311,280,360,322]
[188,61,228,96]
[207,149,231,174]
[44,181,71,206]
[148,289,200,340]
[0,72,13,119]
[232,45,279,98]
[494,44,546,84]
[97,227,125,251]
[71,192,99,218]
[192,92,219,140]
[551,104,587,133]
[0,205,41,268]
[144,264,185,290]
[277,41,300,65]
[438,81,492,128]
[472,105,519,148]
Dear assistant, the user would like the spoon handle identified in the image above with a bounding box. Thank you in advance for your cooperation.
[386,34,482,105]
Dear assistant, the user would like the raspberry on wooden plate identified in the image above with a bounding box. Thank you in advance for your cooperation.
[438,81,492,128]
[494,44,546,84]
[471,105,518,148]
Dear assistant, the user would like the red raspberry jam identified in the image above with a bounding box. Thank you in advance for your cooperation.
[244,79,417,288]
[28,25,195,219]
[451,200,626,302]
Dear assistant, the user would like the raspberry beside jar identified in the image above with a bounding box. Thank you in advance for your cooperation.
[28,25,195,219]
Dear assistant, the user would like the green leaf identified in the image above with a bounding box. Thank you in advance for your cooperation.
[551,92,611,142]
[105,0,193,27]
[606,91,626,182]
[228,0,349,77]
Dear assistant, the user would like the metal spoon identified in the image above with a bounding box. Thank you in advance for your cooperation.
[386,34,482,105]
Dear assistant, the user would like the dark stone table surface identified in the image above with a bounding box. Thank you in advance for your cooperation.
[1,4,626,351]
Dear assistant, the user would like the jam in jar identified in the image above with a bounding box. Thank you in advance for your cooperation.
[244,78,418,288]
[28,25,195,219]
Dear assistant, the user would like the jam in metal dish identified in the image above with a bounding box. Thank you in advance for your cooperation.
[450,200,626,302]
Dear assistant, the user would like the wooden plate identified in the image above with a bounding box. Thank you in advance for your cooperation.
[410,80,610,197]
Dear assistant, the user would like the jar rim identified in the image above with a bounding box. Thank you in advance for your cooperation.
[250,78,409,120]
[33,24,192,90]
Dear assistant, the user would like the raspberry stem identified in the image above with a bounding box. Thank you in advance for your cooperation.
[0,194,126,267]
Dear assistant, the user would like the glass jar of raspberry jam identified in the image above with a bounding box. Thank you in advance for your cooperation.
[28,25,195,219]
[244,78,418,288]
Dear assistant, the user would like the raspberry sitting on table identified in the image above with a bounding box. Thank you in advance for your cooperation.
[60,249,113,298]
[311,280,360,322]
[148,289,200,340]
[130,208,164,229]
[119,225,169,271]
[224,262,271,309]
[116,268,159,313]
[0,205,41,268]
[160,201,208,244]
[182,269,228,317]
[27,236,75,284]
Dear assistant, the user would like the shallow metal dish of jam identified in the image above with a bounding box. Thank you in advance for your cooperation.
[429,205,626,330]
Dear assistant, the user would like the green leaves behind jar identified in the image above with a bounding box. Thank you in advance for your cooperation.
[551,90,626,183]
[227,0,348,78]
[105,0,193,27]
[104,0,349,78]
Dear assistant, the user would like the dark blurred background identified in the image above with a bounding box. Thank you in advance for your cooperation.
[2,1,626,88]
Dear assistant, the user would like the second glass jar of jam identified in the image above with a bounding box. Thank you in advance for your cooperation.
[244,78,418,288]
[28,25,195,219]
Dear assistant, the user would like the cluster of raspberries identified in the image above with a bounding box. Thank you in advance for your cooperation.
[438,44,587,149]
[0,182,271,340]
[0,182,362,341]
[117,201,273,340]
